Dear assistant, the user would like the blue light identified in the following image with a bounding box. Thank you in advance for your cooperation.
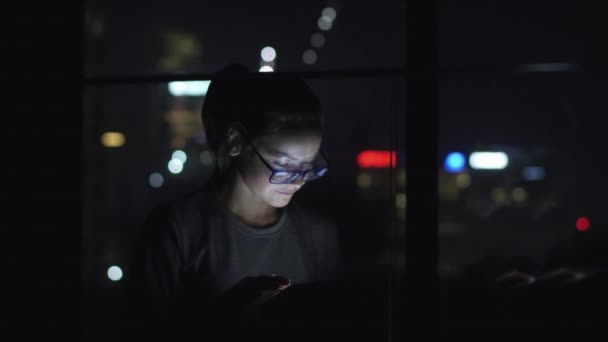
[522,166,545,181]
[444,152,466,173]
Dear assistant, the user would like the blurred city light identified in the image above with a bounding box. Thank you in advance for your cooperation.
[302,49,318,64]
[168,159,184,174]
[444,152,466,173]
[259,65,274,72]
[455,172,471,189]
[396,193,407,209]
[322,7,337,21]
[260,46,277,62]
[100,132,125,148]
[520,62,578,73]
[469,151,509,170]
[107,266,123,281]
[491,187,508,204]
[357,150,397,168]
[260,60,275,68]
[168,81,210,96]
[172,150,187,163]
[90,17,104,37]
[522,166,545,181]
[356,172,372,189]
[576,217,590,232]
[512,187,527,203]
[148,172,164,188]
[311,33,325,48]
[200,150,214,166]
[318,17,332,30]
[397,169,406,187]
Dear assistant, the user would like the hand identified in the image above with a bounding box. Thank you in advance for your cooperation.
[219,274,291,313]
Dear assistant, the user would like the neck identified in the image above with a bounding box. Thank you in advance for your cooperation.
[219,172,281,228]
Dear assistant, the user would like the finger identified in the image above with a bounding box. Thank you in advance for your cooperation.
[271,274,290,286]
[255,275,289,290]
[277,282,291,291]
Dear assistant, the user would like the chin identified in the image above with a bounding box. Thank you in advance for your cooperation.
[269,196,292,208]
[270,200,290,208]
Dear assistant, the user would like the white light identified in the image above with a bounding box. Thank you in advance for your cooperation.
[302,49,318,64]
[259,65,274,72]
[168,159,184,174]
[318,17,332,31]
[311,33,325,48]
[172,150,187,163]
[469,152,509,170]
[168,81,210,96]
[148,172,164,188]
[322,7,337,21]
[107,266,123,281]
[260,46,277,62]
[260,60,275,68]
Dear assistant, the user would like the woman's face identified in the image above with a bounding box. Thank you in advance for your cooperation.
[236,128,323,208]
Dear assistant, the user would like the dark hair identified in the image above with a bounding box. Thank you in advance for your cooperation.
[201,64,323,177]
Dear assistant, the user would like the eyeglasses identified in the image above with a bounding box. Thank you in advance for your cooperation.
[240,131,329,185]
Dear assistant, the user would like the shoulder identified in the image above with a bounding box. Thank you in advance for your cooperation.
[141,187,219,261]
[163,184,218,216]
[145,186,219,236]
[168,189,211,221]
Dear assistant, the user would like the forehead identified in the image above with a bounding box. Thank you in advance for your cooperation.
[255,129,322,158]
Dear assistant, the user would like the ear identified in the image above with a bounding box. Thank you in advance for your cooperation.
[226,125,243,157]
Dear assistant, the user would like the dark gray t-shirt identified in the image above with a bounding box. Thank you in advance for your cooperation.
[129,186,344,332]
[212,204,313,293]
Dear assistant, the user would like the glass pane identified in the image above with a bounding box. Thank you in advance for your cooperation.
[440,1,588,66]
[439,70,605,330]
[85,0,405,77]
[82,76,404,340]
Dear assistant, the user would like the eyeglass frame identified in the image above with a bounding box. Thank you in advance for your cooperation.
[237,127,330,185]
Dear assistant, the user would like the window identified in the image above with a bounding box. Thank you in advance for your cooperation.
[83,1,405,340]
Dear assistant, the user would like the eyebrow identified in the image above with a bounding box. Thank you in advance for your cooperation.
[266,148,318,162]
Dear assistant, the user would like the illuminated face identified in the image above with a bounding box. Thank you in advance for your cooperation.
[237,128,323,208]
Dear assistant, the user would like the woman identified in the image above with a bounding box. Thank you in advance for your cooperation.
[128,64,344,340]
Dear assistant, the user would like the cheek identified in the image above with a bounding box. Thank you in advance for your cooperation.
[248,168,287,204]
[242,158,273,192]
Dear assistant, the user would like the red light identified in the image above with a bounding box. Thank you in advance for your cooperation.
[576,217,590,232]
[357,150,397,168]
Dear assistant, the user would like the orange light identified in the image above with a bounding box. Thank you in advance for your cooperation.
[357,150,396,168]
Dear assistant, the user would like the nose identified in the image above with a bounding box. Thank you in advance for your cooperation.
[288,174,305,189]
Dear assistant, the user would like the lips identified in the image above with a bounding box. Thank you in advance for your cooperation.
[277,190,295,195]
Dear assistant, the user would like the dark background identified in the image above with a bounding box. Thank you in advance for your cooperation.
[4,0,607,340]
